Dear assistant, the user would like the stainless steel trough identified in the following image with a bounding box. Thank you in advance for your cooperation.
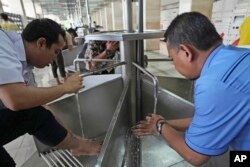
[94,75,195,167]
[34,73,198,166]
[33,24,198,166]
[34,74,124,166]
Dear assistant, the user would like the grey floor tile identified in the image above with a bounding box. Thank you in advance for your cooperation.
[21,134,35,148]
[21,152,47,167]
[15,147,29,167]
[24,146,37,162]
[4,135,24,151]
[14,145,37,167]
[3,135,25,161]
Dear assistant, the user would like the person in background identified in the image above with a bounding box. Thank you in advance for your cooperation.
[92,21,97,29]
[133,12,250,166]
[0,13,19,31]
[238,16,250,46]
[83,40,119,74]
[0,18,100,166]
[51,30,73,85]
[67,28,78,45]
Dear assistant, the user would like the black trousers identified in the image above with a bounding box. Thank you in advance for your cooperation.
[51,52,66,78]
[0,106,67,166]
[0,146,15,167]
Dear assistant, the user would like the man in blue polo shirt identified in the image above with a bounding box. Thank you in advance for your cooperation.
[133,12,250,166]
[0,19,100,166]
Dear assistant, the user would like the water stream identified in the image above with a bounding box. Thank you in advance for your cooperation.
[75,93,85,137]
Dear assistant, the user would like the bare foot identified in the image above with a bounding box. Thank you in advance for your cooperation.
[71,139,102,156]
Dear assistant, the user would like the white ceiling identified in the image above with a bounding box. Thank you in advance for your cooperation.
[35,0,116,19]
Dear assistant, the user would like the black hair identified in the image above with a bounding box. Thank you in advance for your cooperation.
[67,28,77,37]
[164,12,222,51]
[21,18,65,48]
[0,13,9,21]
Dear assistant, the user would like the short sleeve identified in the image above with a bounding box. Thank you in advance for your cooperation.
[0,31,24,85]
[84,41,94,59]
[185,79,249,155]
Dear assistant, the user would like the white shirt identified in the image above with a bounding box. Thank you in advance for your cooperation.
[0,30,36,109]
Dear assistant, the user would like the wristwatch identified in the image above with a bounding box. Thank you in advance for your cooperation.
[156,119,168,134]
[105,49,113,57]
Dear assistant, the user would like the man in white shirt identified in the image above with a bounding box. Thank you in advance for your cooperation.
[0,19,100,166]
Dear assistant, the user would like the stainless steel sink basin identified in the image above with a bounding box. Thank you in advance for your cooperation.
[157,76,194,103]
[140,78,194,166]
[140,77,229,167]
[142,77,194,119]
[34,74,124,166]
[95,77,195,167]
[33,75,228,167]
[141,136,193,167]
[99,76,228,167]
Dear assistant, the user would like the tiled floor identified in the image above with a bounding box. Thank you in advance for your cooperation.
[4,42,183,167]
[3,134,37,167]
[145,50,183,78]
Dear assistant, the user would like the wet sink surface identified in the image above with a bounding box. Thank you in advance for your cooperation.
[141,136,193,167]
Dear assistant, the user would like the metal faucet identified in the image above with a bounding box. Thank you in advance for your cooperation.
[132,62,159,114]
[73,59,126,139]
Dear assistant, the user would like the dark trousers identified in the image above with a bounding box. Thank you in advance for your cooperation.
[0,146,15,167]
[51,52,66,78]
[0,106,67,166]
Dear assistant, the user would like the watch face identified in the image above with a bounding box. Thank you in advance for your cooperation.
[105,50,111,55]
[157,120,167,134]
[157,121,162,133]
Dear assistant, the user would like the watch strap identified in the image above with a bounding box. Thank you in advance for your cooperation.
[105,49,113,57]
[156,119,167,134]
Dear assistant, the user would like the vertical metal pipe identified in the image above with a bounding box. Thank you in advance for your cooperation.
[138,0,143,33]
[121,0,136,124]
[136,1,144,167]
[20,0,28,27]
[0,0,3,13]
[133,62,159,114]
[85,0,92,29]
[136,0,144,122]
[32,0,37,18]
[123,0,133,32]
[20,0,27,16]
[75,0,82,25]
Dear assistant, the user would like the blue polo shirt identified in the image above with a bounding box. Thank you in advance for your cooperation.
[185,45,250,155]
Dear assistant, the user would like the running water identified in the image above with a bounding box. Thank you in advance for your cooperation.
[75,93,84,137]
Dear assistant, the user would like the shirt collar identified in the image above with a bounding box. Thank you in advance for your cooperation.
[200,44,225,76]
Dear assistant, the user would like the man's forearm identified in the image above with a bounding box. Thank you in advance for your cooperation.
[0,83,68,111]
[95,51,108,59]
[90,52,108,68]
[161,123,209,166]
[167,117,192,131]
